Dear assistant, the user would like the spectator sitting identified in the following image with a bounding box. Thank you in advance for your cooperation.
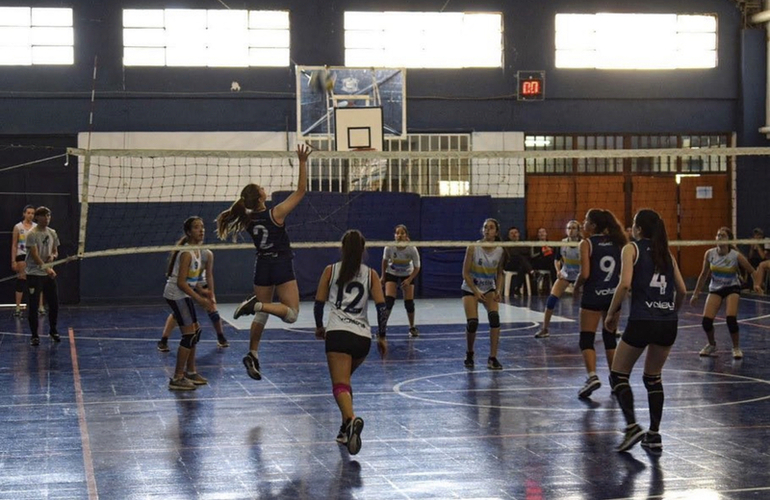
[504,226,532,297]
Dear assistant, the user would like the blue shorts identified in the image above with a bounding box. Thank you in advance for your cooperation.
[166,297,197,327]
[253,257,296,287]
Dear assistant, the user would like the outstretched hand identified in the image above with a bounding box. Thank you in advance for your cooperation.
[296,143,312,162]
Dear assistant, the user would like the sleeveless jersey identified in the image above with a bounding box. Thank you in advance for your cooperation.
[706,248,741,292]
[629,239,677,321]
[247,209,292,260]
[583,235,621,300]
[461,245,504,294]
[326,263,373,339]
[15,221,36,256]
[163,249,203,300]
[383,245,420,277]
[555,238,581,281]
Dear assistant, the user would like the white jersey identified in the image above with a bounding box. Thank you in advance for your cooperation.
[15,221,36,256]
[383,245,420,277]
[461,245,504,294]
[326,263,373,339]
[706,248,741,292]
[163,249,203,300]
[557,238,581,281]
[24,227,59,277]
[199,249,212,286]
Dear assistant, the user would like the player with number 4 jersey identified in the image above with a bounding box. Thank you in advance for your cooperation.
[574,209,627,399]
[604,209,687,452]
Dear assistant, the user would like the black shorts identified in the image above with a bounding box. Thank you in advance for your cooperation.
[580,300,612,312]
[253,257,296,287]
[385,273,410,284]
[622,319,678,349]
[709,285,742,299]
[15,255,25,263]
[462,289,496,297]
[166,297,198,327]
[325,330,371,359]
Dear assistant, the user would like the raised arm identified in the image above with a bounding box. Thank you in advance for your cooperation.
[272,144,311,224]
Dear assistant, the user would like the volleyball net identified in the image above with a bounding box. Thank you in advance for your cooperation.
[65,145,770,255]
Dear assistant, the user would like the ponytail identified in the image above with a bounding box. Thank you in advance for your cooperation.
[602,210,627,248]
[337,230,366,286]
[635,209,671,272]
[216,184,262,241]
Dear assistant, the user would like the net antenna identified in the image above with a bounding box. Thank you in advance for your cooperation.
[78,55,99,258]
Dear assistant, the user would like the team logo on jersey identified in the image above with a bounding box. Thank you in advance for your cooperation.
[645,301,675,310]
[478,259,483,265]
[594,288,616,296]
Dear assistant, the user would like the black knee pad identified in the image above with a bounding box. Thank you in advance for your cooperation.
[488,311,500,329]
[466,318,479,334]
[193,328,202,345]
[702,316,714,332]
[609,370,630,392]
[602,329,617,350]
[15,279,24,293]
[643,373,663,393]
[579,331,596,351]
[385,296,396,311]
[726,315,739,334]
[404,299,415,313]
[180,333,195,349]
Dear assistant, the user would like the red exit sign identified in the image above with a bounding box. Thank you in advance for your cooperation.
[517,71,545,101]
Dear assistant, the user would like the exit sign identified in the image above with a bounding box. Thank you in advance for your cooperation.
[517,71,545,101]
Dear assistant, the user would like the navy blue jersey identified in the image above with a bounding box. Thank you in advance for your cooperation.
[629,239,677,321]
[246,209,293,260]
[581,234,621,309]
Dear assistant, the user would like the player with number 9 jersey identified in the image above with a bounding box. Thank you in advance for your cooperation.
[575,208,627,400]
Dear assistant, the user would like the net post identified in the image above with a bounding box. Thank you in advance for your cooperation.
[77,149,91,258]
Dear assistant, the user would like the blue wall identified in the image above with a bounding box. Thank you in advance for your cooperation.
[1,0,768,302]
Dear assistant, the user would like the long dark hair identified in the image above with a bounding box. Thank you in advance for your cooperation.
[634,209,671,272]
[484,218,502,242]
[167,216,203,277]
[586,208,626,247]
[337,229,366,286]
[216,184,262,241]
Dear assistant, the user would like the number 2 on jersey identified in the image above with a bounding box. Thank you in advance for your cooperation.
[252,224,274,251]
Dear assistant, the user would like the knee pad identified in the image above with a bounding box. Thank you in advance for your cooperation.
[332,383,351,399]
[208,310,221,325]
[282,307,298,324]
[404,299,415,314]
[579,331,596,351]
[180,333,195,349]
[15,279,24,293]
[252,312,268,326]
[726,315,739,334]
[609,370,630,392]
[466,318,479,334]
[602,329,618,350]
[702,316,714,332]
[193,328,202,345]
[488,311,500,329]
[545,294,559,310]
[385,296,396,311]
[643,373,663,393]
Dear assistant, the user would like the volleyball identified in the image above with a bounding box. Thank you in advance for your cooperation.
[309,69,334,94]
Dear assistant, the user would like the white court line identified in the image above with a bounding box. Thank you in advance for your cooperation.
[221,298,573,331]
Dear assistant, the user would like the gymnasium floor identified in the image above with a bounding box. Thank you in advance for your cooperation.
[1,294,770,500]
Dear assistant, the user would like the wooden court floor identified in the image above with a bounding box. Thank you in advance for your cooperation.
[1,295,769,499]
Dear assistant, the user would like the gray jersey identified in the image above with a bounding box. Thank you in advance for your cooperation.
[24,227,59,276]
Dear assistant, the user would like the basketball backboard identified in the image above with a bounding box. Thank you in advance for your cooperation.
[296,66,406,139]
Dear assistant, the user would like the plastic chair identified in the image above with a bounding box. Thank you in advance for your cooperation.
[503,271,531,298]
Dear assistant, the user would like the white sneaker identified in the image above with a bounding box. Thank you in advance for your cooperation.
[732,347,743,359]
[699,343,717,357]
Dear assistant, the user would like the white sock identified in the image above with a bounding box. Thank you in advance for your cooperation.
[588,371,597,378]
[250,350,259,359]
[253,301,263,313]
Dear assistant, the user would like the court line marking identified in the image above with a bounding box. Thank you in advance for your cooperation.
[392,368,770,412]
[68,327,98,500]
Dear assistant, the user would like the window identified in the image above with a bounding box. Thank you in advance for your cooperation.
[0,7,73,65]
[123,9,289,67]
[344,11,502,68]
[555,13,717,69]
